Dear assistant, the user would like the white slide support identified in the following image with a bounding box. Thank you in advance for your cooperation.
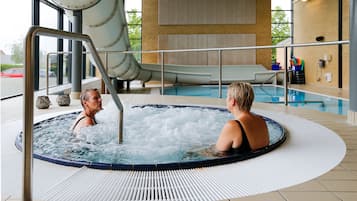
[51,0,275,84]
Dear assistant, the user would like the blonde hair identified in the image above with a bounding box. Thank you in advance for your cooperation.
[227,82,254,112]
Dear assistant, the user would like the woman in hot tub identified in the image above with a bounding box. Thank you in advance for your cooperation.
[215,82,269,153]
[70,88,103,135]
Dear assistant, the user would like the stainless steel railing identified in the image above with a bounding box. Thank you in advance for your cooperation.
[23,26,124,201]
[119,40,349,101]
[45,50,118,95]
[47,40,349,103]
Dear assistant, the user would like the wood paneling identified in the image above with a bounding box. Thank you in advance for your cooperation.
[158,0,256,25]
[142,0,272,68]
[158,34,256,65]
[294,0,350,90]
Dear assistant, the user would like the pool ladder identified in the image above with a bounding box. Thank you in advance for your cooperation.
[23,26,124,201]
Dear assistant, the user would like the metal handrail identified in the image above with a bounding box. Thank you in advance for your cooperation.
[116,40,349,99]
[45,40,349,100]
[23,26,124,201]
[120,40,349,54]
[46,50,114,95]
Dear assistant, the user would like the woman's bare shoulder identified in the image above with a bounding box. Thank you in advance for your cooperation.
[223,120,239,130]
[81,116,95,126]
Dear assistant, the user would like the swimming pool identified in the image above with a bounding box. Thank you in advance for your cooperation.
[163,85,349,115]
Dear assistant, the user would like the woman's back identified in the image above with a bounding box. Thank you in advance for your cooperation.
[238,113,269,150]
[215,81,269,152]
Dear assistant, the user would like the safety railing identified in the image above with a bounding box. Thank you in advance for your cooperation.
[47,40,350,104]
[45,51,104,95]
[23,26,124,201]
[46,50,123,95]
[120,40,349,101]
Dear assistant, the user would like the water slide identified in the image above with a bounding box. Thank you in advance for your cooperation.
[51,0,277,84]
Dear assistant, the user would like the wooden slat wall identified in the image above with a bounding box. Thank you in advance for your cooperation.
[158,0,256,25]
[158,34,256,65]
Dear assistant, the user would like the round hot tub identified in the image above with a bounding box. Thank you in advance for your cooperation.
[15,104,286,171]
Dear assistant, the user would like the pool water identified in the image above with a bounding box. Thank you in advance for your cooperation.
[163,85,349,115]
[15,104,286,170]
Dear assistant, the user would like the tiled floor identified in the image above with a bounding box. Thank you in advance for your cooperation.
[1,83,357,201]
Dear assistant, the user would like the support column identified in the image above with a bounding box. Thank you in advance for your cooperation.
[126,81,130,91]
[67,22,72,83]
[112,79,124,92]
[348,0,357,125]
[57,9,64,85]
[71,10,83,99]
[82,47,86,79]
[32,0,40,90]
[338,0,343,88]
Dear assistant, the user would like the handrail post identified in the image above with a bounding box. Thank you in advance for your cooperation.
[85,40,124,144]
[23,26,35,201]
[23,27,126,201]
[161,51,165,95]
[101,51,109,94]
[46,53,50,95]
[218,50,223,98]
[119,110,123,143]
[284,46,289,106]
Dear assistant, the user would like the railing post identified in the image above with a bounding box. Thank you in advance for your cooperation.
[218,50,223,98]
[118,111,123,143]
[161,51,165,95]
[284,46,289,106]
[100,51,109,94]
[23,27,126,201]
[23,27,36,201]
[46,53,50,95]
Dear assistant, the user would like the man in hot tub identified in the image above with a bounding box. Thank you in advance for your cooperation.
[215,82,269,153]
[70,88,103,135]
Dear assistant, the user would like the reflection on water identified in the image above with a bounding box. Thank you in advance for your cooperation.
[164,85,349,115]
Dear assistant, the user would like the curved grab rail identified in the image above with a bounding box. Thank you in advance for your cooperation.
[23,26,124,201]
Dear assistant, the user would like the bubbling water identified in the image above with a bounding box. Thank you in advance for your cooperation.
[17,101,285,167]
[73,102,231,164]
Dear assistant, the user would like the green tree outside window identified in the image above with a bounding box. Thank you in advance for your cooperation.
[127,9,142,62]
[272,6,291,62]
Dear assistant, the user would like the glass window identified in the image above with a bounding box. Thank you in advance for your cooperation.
[125,0,142,62]
[271,0,292,62]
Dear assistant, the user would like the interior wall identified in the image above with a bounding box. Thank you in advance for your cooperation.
[142,0,272,68]
[158,0,256,25]
[293,0,350,90]
[158,34,256,65]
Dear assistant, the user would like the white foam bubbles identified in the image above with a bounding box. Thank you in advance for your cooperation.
[72,101,231,163]
[30,100,283,164]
